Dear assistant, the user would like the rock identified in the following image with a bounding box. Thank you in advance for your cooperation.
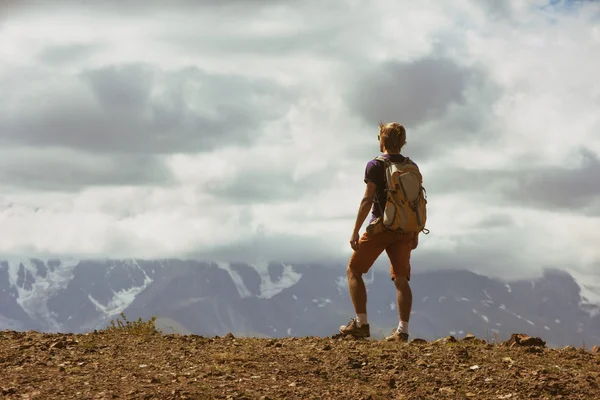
[410,338,428,345]
[590,345,599,354]
[504,333,546,348]
[50,341,66,349]
[2,387,17,396]
[439,387,455,395]
[434,336,457,344]
[224,332,235,339]
[462,333,476,341]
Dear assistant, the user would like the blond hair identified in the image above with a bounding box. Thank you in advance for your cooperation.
[378,122,406,152]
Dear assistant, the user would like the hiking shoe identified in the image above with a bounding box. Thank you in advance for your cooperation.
[339,318,370,338]
[385,329,409,342]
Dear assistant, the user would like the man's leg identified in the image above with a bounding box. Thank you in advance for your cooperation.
[385,234,413,341]
[393,276,412,332]
[339,231,386,337]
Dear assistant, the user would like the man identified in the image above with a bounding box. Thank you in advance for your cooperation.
[339,122,421,342]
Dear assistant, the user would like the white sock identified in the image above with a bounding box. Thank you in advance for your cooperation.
[398,320,409,333]
[356,314,368,327]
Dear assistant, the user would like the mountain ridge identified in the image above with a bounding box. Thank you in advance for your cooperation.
[1,258,599,348]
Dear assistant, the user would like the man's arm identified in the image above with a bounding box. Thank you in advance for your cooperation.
[350,181,377,250]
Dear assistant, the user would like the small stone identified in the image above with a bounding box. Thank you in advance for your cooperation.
[2,387,17,395]
[434,336,457,344]
[322,344,332,351]
[50,341,66,349]
[463,333,476,341]
[288,382,297,387]
[439,387,455,395]
[410,338,428,345]
[469,365,480,371]
[225,332,235,339]
[504,333,545,348]
[590,345,599,354]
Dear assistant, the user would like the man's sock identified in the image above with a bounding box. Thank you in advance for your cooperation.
[356,314,368,327]
[398,320,409,334]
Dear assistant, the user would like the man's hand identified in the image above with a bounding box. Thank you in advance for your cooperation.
[350,231,360,251]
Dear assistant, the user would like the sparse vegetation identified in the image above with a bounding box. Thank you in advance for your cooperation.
[102,312,162,336]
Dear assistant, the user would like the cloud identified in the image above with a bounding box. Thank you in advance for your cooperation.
[0,0,599,286]
[426,147,600,212]
[348,57,476,127]
[37,43,105,65]
[0,148,172,192]
[344,55,502,161]
[0,64,295,154]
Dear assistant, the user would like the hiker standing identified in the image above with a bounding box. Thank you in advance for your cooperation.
[339,122,428,342]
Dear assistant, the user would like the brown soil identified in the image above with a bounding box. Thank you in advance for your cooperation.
[1,328,599,399]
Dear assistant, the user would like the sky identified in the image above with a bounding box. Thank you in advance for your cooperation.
[0,0,599,283]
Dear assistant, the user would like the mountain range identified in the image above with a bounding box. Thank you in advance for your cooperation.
[1,258,599,348]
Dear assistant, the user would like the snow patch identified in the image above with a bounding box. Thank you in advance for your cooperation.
[422,296,429,302]
[555,319,561,324]
[287,328,292,335]
[312,298,332,308]
[216,262,252,298]
[249,261,303,299]
[336,276,346,295]
[570,271,600,317]
[7,258,79,331]
[456,297,469,302]
[438,296,446,303]
[390,303,396,311]
[89,260,153,318]
[292,295,298,301]
[505,284,512,293]
[544,326,550,331]
[482,289,492,300]
[481,315,489,323]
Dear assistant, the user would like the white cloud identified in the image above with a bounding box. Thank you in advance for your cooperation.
[1,0,599,283]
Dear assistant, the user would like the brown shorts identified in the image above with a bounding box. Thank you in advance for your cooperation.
[348,229,415,281]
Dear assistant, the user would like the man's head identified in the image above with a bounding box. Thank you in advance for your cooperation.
[378,122,406,154]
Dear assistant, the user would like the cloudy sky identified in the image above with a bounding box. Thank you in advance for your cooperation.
[1,0,599,282]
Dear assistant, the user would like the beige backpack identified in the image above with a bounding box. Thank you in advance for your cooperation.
[374,156,429,234]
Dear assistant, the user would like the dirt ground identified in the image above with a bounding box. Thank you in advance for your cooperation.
[1,324,599,399]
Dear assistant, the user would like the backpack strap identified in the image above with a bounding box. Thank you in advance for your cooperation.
[372,156,389,220]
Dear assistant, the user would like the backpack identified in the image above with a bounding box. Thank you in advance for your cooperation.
[374,155,429,234]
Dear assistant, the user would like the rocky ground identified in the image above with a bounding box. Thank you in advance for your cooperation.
[1,316,599,399]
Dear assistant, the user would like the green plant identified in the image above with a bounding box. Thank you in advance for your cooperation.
[103,313,162,336]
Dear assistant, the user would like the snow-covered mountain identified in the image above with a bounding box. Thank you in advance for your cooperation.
[1,258,599,348]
